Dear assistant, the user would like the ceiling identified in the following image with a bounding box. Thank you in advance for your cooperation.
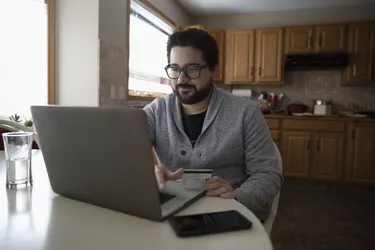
[176,0,375,16]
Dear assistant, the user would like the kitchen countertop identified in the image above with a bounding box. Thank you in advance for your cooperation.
[263,113,375,122]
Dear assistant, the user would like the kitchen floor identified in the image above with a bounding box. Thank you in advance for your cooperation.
[271,178,375,250]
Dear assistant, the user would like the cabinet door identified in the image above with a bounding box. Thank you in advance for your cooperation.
[284,26,315,54]
[255,28,283,83]
[372,24,375,82]
[282,131,311,178]
[346,124,375,183]
[207,29,225,83]
[313,133,344,180]
[226,30,255,83]
[315,25,346,52]
[345,23,374,84]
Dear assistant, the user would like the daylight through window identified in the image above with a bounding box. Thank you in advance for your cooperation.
[0,0,50,119]
[128,0,175,98]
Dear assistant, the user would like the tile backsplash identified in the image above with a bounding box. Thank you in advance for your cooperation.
[232,71,375,112]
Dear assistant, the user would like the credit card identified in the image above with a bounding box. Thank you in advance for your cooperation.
[182,169,213,190]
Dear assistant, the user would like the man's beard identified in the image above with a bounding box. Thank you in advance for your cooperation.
[173,81,213,105]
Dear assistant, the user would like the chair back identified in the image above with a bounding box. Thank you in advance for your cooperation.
[263,142,283,236]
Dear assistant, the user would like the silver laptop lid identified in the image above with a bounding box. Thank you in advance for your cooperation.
[31,106,163,221]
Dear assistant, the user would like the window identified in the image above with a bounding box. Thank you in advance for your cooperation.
[128,0,175,99]
[0,0,54,119]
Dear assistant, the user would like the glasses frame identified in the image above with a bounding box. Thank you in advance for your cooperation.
[164,64,209,80]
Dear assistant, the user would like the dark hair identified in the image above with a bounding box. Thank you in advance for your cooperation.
[167,28,218,70]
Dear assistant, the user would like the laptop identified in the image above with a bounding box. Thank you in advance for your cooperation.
[30,105,204,221]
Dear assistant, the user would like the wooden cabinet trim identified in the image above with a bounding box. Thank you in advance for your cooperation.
[282,130,311,178]
[282,120,345,132]
[312,132,345,180]
[270,130,280,141]
[344,22,374,85]
[266,119,280,129]
[226,30,255,83]
[284,26,315,54]
[345,123,375,183]
[315,24,347,53]
[255,28,283,83]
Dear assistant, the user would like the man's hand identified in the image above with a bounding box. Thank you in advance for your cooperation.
[155,165,184,189]
[203,176,235,199]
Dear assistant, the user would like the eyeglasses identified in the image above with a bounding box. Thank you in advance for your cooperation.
[164,64,209,80]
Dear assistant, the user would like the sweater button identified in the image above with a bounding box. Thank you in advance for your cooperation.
[181,150,186,156]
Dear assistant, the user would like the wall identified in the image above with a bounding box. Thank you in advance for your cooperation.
[98,0,128,106]
[147,0,192,26]
[99,0,192,106]
[195,3,375,29]
[55,0,100,106]
[99,0,128,50]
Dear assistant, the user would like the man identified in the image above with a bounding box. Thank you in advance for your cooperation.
[143,28,282,222]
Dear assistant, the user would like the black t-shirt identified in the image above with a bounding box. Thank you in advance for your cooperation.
[182,111,207,147]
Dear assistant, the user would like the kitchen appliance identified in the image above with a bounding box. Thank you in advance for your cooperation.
[313,100,332,116]
[284,53,349,71]
[287,103,310,115]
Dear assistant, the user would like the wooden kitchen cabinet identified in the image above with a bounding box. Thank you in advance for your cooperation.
[284,26,315,54]
[207,29,225,82]
[265,118,280,148]
[281,119,345,180]
[373,24,375,82]
[313,133,344,180]
[255,28,283,83]
[345,123,375,183]
[345,22,374,84]
[226,30,255,83]
[282,131,311,178]
[315,25,346,53]
[180,26,225,83]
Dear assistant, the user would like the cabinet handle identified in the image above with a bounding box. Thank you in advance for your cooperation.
[316,140,320,151]
[258,67,262,76]
[309,37,313,47]
[250,66,254,76]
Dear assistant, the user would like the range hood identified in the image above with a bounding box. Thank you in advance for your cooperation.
[284,53,349,71]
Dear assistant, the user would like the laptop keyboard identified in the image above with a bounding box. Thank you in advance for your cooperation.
[159,192,175,204]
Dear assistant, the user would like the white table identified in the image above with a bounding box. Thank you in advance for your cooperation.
[0,151,273,250]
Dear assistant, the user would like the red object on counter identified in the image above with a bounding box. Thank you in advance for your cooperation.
[287,103,310,115]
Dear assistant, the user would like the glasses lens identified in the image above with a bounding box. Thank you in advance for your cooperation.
[185,66,200,79]
[166,67,180,79]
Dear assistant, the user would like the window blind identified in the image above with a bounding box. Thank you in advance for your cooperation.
[0,0,48,119]
[128,0,174,96]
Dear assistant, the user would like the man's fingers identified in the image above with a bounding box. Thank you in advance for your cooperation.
[205,176,220,184]
[167,168,184,181]
[206,186,228,197]
[220,192,235,199]
[155,166,166,189]
[203,181,223,191]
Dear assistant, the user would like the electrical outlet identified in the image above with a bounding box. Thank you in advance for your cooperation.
[110,85,116,100]
[118,86,125,100]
